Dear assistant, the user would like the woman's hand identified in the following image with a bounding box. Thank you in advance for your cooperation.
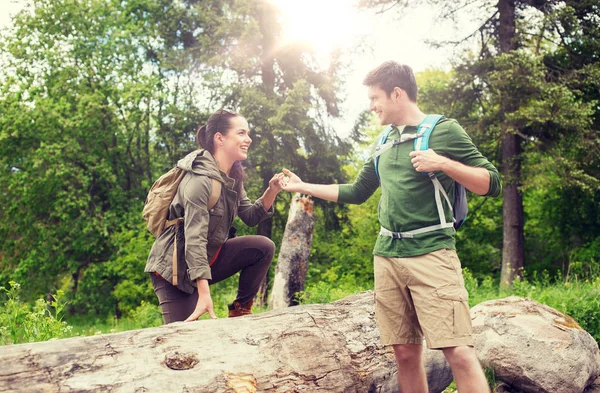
[281,168,304,193]
[268,172,286,194]
[261,173,286,211]
[185,280,217,321]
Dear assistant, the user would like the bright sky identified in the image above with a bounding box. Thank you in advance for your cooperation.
[0,0,480,137]
[270,0,483,136]
[0,0,24,28]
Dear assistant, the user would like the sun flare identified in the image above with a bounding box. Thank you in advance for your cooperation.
[269,0,364,66]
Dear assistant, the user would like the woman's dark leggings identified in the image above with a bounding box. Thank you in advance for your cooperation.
[150,235,275,324]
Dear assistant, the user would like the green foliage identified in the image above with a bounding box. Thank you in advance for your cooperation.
[128,301,163,328]
[0,0,351,317]
[456,194,503,278]
[1,0,598,344]
[297,275,371,305]
[0,282,73,345]
[0,0,201,300]
[68,215,156,316]
[306,115,381,289]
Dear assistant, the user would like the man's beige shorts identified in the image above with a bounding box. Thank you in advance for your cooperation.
[374,248,473,349]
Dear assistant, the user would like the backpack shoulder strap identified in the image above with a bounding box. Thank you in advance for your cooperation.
[374,125,396,180]
[414,114,445,176]
[208,178,222,210]
[414,114,445,152]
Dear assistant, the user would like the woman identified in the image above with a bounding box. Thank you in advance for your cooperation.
[145,109,284,323]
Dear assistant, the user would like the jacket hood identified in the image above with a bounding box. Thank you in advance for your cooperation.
[177,149,223,181]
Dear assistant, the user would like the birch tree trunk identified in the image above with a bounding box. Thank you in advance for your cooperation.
[269,193,315,310]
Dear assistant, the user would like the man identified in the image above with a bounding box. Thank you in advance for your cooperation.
[281,61,501,393]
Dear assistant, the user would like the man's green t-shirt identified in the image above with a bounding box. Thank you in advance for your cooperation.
[338,118,501,258]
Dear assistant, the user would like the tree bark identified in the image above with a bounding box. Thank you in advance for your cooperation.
[498,0,517,54]
[500,128,525,287]
[270,194,315,309]
[256,173,274,307]
[3,292,599,393]
[255,0,277,305]
[0,292,434,393]
[498,0,526,287]
[257,0,276,97]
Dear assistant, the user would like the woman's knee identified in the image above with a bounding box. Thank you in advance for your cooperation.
[265,237,275,256]
[255,235,275,259]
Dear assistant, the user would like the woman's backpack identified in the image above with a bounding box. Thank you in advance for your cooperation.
[142,166,221,238]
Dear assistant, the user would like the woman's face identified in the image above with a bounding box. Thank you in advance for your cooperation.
[219,116,252,161]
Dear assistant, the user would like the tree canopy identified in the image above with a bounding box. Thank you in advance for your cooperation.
[0,0,598,318]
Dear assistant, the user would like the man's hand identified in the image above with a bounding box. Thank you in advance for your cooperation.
[281,168,304,193]
[409,149,448,173]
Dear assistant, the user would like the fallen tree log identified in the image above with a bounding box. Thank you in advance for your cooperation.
[0,292,405,393]
[1,293,599,393]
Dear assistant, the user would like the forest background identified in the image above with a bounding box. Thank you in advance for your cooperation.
[0,0,599,348]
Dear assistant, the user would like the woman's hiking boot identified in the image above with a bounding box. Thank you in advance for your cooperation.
[228,300,253,317]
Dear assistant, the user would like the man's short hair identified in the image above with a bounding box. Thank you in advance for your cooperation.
[363,61,418,102]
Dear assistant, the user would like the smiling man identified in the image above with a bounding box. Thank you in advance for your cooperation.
[281,61,501,393]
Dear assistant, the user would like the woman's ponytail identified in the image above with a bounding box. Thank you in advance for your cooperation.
[196,124,208,149]
[197,109,239,155]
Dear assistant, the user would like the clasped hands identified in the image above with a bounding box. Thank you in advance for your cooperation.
[270,168,301,193]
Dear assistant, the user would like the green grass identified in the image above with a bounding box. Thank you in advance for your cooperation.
[67,273,266,332]
[2,271,599,349]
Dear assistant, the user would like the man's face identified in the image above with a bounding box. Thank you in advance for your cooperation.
[367,85,397,126]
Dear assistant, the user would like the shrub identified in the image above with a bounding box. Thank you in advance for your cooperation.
[0,282,73,345]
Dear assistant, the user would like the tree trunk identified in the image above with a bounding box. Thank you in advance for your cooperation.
[257,0,276,97]
[256,173,274,307]
[498,0,517,54]
[0,292,452,393]
[255,1,277,305]
[3,293,598,393]
[256,216,273,306]
[498,0,526,287]
[501,129,525,287]
[270,194,315,309]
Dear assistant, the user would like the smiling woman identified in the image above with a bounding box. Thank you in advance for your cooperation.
[269,0,365,67]
[145,109,287,324]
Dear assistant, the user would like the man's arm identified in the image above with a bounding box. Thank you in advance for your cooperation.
[282,168,340,202]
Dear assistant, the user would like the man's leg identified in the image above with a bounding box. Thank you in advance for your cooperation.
[442,346,490,393]
[373,256,427,392]
[393,344,428,393]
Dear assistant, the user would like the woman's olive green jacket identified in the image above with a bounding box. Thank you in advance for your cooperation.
[145,150,273,294]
